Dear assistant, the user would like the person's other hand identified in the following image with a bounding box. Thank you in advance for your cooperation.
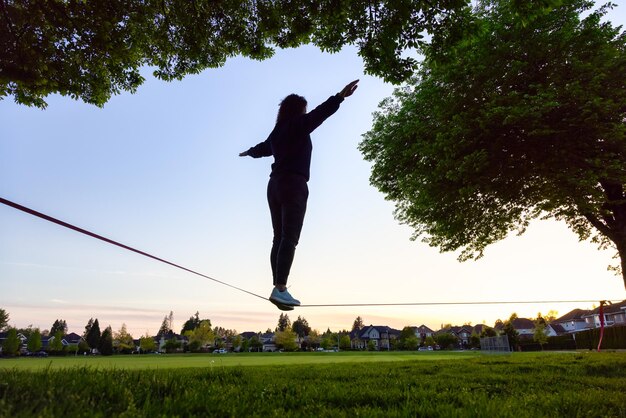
[339,79,359,98]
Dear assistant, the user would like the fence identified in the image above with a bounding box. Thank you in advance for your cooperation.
[480,335,510,353]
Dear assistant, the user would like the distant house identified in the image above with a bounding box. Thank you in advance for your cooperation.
[158,331,187,353]
[512,318,536,337]
[0,331,28,354]
[472,324,490,336]
[47,332,84,348]
[494,318,536,338]
[553,309,592,333]
[261,332,276,352]
[454,326,474,346]
[238,332,264,352]
[240,331,259,340]
[351,325,400,350]
[407,325,435,341]
[546,323,567,337]
[0,332,27,343]
[349,329,363,349]
[582,300,626,329]
[40,335,52,350]
[64,332,82,345]
[436,325,473,347]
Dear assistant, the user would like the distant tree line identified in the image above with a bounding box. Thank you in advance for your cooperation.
[1,306,594,356]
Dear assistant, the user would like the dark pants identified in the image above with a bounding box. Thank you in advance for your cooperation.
[267,175,308,286]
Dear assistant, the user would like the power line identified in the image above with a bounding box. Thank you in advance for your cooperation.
[1,196,619,309]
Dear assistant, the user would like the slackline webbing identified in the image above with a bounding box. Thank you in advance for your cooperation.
[299,300,621,307]
[1,196,618,309]
[0,196,267,301]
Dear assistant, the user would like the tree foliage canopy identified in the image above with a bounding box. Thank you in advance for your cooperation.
[181,311,204,334]
[1,0,469,108]
[113,323,135,353]
[292,316,311,338]
[2,328,20,356]
[26,328,42,353]
[434,332,458,349]
[139,334,157,352]
[351,316,364,332]
[50,319,67,336]
[274,329,298,351]
[360,0,626,287]
[49,330,64,352]
[85,318,101,349]
[276,313,291,332]
[398,326,418,350]
[157,314,172,337]
[533,319,548,347]
[185,320,215,348]
[99,326,114,355]
[0,308,8,331]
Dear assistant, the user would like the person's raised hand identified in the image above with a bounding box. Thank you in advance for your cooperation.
[339,79,359,98]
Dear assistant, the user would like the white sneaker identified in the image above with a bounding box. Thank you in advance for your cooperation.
[269,287,301,306]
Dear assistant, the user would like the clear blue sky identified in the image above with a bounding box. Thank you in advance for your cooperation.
[1,5,625,337]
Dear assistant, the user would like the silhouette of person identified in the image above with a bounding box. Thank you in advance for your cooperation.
[240,80,359,310]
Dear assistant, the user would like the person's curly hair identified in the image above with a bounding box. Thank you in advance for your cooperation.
[276,94,307,123]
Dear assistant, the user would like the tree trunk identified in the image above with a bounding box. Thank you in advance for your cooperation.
[614,206,626,290]
[598,180,626,290]
[619,241,626,290]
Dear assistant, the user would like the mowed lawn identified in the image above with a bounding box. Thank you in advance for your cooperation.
[1,351,625,417]
[0,350,475,370]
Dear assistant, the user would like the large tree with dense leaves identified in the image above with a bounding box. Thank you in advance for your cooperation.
[0,0,471,108]
[361,0,626,288]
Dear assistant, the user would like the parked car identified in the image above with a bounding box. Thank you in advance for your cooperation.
[212,348,227,354]
[26,351,48,357]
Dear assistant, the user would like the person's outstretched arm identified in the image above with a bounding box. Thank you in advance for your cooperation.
[239,138,272,158]
[339,79,359,98]
[302,79,359,133]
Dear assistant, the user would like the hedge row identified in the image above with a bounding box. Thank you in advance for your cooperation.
[517,325,626,351]
[574,325,626,350]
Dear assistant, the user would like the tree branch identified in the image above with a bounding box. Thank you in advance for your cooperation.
[584,213,615,241]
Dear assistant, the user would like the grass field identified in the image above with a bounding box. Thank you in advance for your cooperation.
[0,350,476,370]
[1,351,625,417]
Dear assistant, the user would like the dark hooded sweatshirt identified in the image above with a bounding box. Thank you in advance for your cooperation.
[244,94,344,181]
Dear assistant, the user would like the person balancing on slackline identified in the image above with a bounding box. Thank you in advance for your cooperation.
[239,79,359,311]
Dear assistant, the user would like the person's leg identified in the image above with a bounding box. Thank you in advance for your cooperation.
[267,178,282,286]
[274,176,308,287]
